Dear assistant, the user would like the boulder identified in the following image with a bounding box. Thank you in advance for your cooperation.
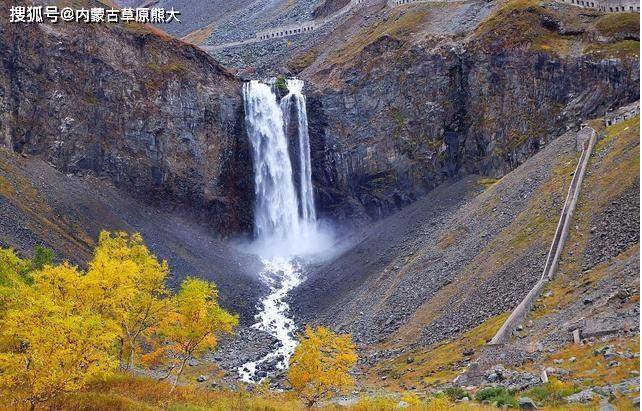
[565,389,595,403]
[519,396,538,409]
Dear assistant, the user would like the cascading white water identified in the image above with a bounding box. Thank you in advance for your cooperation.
[243,80,301,242]
[281,79,316,225]
[239,79,328,383]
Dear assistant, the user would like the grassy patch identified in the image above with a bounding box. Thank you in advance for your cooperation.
[367,312,509,389]
[289,49,318,72]
[473,0,576,54]
[585,40,640,58]
[478,177,499,189]
[524,377,579,405]
[546,335,640,388]
[36,373,302,411]
[595,13,640,37]
[437,226,469,251]
[0,174,16,198]
[474,0,639,59]
[330,8,428,65]
[182,25,215,46]
[474,387,519,407]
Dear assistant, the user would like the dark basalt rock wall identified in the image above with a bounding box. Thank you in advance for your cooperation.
[306,41,639,221]
[0,10,253,235]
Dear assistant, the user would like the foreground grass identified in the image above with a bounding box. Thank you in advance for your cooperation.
[2,372,626,410]
[1,374,301,411]
[0,374,487,411]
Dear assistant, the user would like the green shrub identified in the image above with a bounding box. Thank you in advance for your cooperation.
[474,387,519,407]
[525,379,580,405]
[31,245,54,271]
[274,77,289,96]
[445,387,471,401]
[492,393,519,408]
[475,387,508,402]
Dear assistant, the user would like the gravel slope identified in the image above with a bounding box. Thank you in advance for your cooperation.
[0,150,263,324]
[292,127,580,349]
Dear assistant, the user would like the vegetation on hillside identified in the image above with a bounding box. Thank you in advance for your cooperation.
[288,326,358,407]
[0,232,364,410]
[0,232,236,410]
[474,0,640,58]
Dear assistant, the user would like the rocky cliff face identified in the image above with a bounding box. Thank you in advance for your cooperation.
[299,1,640,221]
[0,4,253,234]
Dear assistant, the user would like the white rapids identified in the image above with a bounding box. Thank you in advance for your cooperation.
[238,258,302,383]
[239,79,331,383]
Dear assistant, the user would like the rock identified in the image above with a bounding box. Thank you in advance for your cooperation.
[565,389,595,403]
[569,357,576,362]
[554,359,563,364]
[607,361,620,368]
[603,351,617,360]
[188,359,199,367]
[600,400,616,411]
[463,348,475,356]
[540,369,548,383]
[487,372,500,382]
[594,346,612,356]
[406,357,414,364]
[196,375,209,382]
[519,396,538,409]
[397,401,410,408]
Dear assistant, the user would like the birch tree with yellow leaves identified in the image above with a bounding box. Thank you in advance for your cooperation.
[149,277,237,392]
[0,263,118,411]
[287,326,358,408]
[84,231,170,370]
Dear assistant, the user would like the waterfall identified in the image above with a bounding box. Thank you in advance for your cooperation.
[240,78,328,383]
[243,80,302,242]
[280,79,316,225]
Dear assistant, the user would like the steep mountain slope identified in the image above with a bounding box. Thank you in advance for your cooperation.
[294,124,581,344]
[293,112,639,392]
[138,0,322,46]
[0,1,253,235]
[459,115,640,392]
[0,148,262,323]
[114,0,255,39]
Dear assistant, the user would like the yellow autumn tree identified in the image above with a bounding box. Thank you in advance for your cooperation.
[287,326,358,408]
[84,231,170,369]
[151,277,237,392]
[0,248,33,311]
[0,263,118,410]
